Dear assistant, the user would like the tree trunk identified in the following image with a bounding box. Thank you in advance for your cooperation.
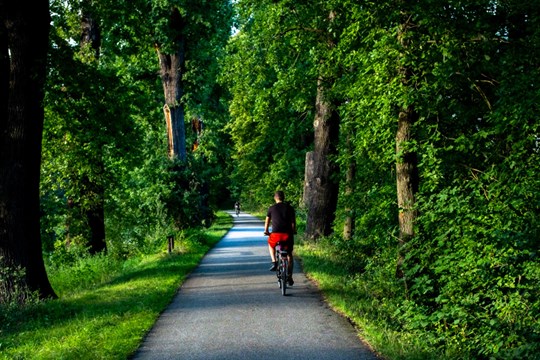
[83,174,106,255]
[80,6,107,254]
[302,151,314,210]
[303,78,340,241]
[395,15,419,280]
[158,8,187,161]
[395,105,418,254]
[0,1,56,299]
[80,5,101,59]
[343,135,356,240]
[86,203,106,254]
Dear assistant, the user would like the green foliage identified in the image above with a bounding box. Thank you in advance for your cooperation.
[32,0,540,358]
[41,0,234,259]
[221,0,317,209]
[230,0,540,358]
[162,156,212,230]
[0,257,42,337]
[43,0,154,253]
[331,1,540,358]
[47,250,123,297]
[104,154,174,257]
[403,180,540,359]
[0,257,41,308]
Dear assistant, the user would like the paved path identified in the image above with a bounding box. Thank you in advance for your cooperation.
[132,212,379,360]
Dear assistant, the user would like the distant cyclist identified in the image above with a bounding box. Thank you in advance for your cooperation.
[234,201,241,216]
[263,190,296,286]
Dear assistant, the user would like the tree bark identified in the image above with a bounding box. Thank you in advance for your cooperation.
[302,151,314,210]
[395,105,418,244]
[157,8,187,161]
[0,0,56,299]
[303,78,340,241]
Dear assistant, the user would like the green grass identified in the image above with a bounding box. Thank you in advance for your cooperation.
[0,211,233,360]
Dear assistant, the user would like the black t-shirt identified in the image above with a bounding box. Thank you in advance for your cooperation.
[267,202,295,233]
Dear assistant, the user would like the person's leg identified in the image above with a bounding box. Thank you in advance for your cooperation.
[268,237,277,271]
[286,252,294,285]
[287,240,294,275]
[268,244,276,263]
[287,253,293,274]
[287,240,294,285]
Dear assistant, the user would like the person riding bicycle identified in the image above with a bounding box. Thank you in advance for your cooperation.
[263,190,296,286]
[234,201,241,215]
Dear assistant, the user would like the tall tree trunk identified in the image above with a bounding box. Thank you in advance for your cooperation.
[395,105,418,277]
[0,0,56,299]
[83,175,106,255]
[395,15,419,282]
[80,5,101,59]
[191,117,212,226]
[86,205,106,254]
[302,151,314,210]
[303,78,340,241]
[80,5,106,254]
[343,134,356,240]
[158,8,187,161]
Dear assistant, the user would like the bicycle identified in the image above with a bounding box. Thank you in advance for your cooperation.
[274,241,289,296]
[234,203,240,216]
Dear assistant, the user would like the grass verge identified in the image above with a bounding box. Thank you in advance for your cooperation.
[0,211,233,360]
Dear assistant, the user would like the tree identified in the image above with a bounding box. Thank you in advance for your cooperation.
[302,5,347,241]
[43,0,157,256]
[0,0,56,299]
[224,0,347,215]
[79,0,107,255]
[223,0,540,356]
[156,6,187,161]
[303,78,340,240]
[394,9,419,280]
[151,0,233,163]
[43,0,119,256]
[149,0,233,227]
[342,133,356,240]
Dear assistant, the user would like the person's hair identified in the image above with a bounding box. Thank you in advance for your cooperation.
[274,190,285,201]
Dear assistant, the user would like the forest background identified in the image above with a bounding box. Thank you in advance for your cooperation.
[1,0,538,359]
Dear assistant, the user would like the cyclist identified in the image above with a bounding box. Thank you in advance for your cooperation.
[234,201,241,216]
[263,190,296,286]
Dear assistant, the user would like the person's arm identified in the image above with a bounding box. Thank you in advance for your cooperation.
[264,216,271,235]
[290,206,297,234]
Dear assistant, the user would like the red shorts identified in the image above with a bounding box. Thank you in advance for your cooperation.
[268,232,293,252]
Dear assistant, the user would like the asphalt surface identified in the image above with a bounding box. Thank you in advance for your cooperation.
[131,212,379,360]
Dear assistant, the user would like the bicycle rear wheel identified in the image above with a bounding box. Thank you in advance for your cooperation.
[280,258,288,296]
[276,255,283,288]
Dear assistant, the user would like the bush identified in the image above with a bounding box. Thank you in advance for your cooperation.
[0,256,41,331]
